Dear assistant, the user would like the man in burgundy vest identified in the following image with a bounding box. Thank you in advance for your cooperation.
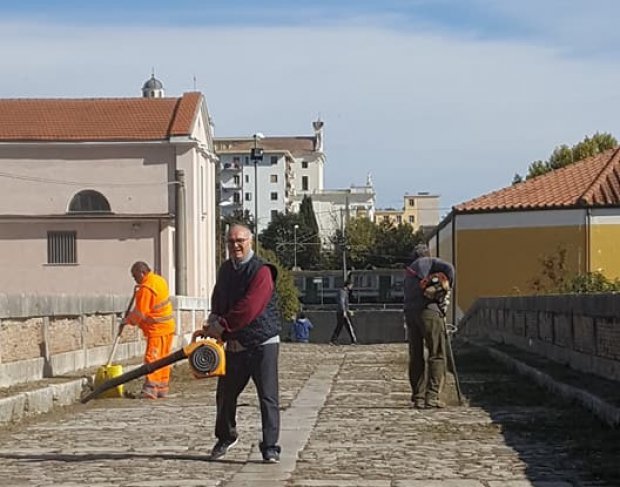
[193,224,282,463]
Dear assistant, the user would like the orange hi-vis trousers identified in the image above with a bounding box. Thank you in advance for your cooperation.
[142,333,174,398]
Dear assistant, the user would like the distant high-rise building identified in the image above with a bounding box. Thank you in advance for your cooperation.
[214,119,326,234]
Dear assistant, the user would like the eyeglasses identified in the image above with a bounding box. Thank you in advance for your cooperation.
[227,238,249,245]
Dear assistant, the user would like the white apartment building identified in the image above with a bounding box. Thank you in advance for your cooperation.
[292,175,376,246]
[215,120,325,234]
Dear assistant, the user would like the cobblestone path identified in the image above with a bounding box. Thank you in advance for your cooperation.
[0,343,616,486]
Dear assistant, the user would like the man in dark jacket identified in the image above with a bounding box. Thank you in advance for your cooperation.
[192,224,282,463]
[330,280,358,345]
[404,243,455,409]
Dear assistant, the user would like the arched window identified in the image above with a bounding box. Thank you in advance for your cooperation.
[68,190,111,213]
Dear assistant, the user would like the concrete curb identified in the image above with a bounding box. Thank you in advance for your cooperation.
[0,363,147,427]
[0,378,87,426]
[467,339,620,427]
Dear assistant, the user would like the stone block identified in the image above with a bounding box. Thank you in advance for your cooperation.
[24,388,54,415]
[0,358,44,388]
[553,314,572,348]
[538,312,554,342]
[525,311,539,339]
[512,311,526,336]
[573,315,595,354]
[50,349,87,376]
[0,317,43,361]
[48,316,82,354]
[595,318,620,360]
[51,379,86,406]
[0,395,26,424]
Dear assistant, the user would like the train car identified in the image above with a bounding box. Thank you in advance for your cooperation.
[293,268,405,305]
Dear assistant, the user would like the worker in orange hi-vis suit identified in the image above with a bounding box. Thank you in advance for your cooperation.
[121,261,176,399]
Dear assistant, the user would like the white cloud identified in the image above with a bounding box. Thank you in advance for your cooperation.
[1,18,620,210]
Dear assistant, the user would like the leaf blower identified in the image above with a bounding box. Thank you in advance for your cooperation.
[81,337,226,404]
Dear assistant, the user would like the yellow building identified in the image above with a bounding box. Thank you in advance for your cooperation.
[430,147,620,323]
[375,193,439,230]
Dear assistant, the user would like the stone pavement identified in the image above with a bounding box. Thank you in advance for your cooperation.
[0,342,617,486]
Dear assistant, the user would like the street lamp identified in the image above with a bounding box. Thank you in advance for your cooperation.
[293,224,299,270]
[251,132,265,238]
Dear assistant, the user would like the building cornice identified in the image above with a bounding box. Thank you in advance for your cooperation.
[0,213,174,222]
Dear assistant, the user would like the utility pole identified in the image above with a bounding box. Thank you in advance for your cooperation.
[293,224,299,270]
[341,206,347,282]
[251,133,264,250]
[344,194,351,282]
[175,169,187,295]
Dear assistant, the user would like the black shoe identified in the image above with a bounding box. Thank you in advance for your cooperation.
[426,399,446,409]
[260,442,281,463]
[209,438,238,460]
[413,398,426,409]
[262,447,280,463]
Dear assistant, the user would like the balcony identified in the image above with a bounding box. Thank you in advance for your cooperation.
[221,181,242,190]
[221,162,242,171]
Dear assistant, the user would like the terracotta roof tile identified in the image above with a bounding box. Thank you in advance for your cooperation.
[0,93,202,142]
[169,92,202,136]
[456,147,620,212]
[215,136,317,156]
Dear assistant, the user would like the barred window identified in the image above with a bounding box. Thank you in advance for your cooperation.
[47,231,77,264]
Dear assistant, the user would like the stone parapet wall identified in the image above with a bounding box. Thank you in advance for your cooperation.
[459,294,620,382]
[297,310,406,344]
[0,294,209,388]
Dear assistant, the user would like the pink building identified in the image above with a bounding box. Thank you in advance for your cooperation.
[0,79,218,298]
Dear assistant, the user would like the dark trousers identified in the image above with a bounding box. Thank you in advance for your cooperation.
[405,308,446,402]
[330,312,357,344]
[215,342,280,449]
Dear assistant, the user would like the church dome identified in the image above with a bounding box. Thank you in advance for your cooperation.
[142,74,164,98]
[142,75,163,90]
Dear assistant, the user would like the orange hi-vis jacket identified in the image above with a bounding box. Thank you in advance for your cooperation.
[126,272,175,337]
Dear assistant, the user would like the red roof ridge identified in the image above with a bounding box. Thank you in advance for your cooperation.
[168,92,202,136]
[1,96,179,102]
[0,92,204,142]
[455,147,620,212]
[578,146,620,205]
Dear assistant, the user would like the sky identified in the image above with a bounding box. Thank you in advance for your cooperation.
[2,0,620,214]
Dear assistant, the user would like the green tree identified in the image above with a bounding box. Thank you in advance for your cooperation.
[530,246,620,294]
[373,222,421,267]
[298,196,322,268]
[530,245,569,293]
[547,144,573,170]
[259,212,301,269]
[525,132,618,180]
[561,272,620,293]
[343,217,378,268]
[257,247,300,321]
